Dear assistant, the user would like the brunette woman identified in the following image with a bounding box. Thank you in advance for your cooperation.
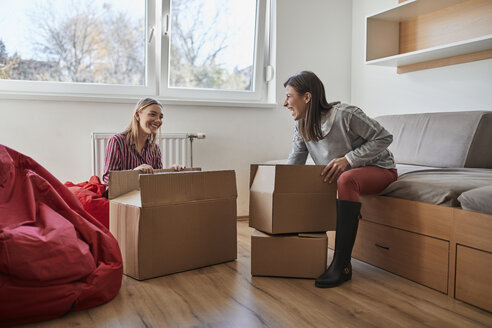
[284,71,397,288]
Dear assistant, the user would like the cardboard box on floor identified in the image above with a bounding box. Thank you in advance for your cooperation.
[249,164,337,234]
[109,168,237,280]
[251,230,327,278]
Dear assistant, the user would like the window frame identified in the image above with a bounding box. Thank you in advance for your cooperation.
[0,0,274,104]
[0,0,157,97]
[158,0,268,102]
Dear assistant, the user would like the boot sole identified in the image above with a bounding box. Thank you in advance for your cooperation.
[314,275,351,288]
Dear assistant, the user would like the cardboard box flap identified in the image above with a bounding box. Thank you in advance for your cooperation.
[110,189,142,207]
[140,170,237,206]
[274,165,336,193]
[250,165,275,194]
[154,168,201,174]
[250,164,275,187]
[108,168,200,200]
[250,164,336,194]
[108,170,140,200]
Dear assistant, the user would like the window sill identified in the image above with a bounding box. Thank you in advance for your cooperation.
[0,91,278,108]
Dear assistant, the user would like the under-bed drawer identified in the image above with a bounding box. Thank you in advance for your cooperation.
[455,245,492,312]
[352,220,449,293]
[455,209,492,253]
[360,195,452,240]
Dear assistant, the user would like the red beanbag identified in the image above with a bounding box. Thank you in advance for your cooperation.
[65,176,109,228]
[0,145,123,326]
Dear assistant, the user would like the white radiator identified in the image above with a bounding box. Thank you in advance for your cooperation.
[91,132,193,179]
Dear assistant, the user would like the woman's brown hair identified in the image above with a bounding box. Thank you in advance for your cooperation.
[284,71,339,141]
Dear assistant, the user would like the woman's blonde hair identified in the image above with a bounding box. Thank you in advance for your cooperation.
[284,71,340,142]
[123,97,163,148]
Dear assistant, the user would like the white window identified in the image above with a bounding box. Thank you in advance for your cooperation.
[0,0,156,97]
[0,0,273,103]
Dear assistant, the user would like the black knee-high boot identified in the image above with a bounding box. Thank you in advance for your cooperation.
[315,199,361,288]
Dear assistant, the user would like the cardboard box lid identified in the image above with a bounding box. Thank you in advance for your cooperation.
[108,168,200,200]
[250,164,336,194]
[110,169,237,207]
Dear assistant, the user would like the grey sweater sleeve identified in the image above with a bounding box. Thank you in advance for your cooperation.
[344,108,393,168]
[287,124,308,165]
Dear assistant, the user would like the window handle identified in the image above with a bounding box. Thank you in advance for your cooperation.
[148,26,155,44]
[265,65,274,82]
[162,14,170,36]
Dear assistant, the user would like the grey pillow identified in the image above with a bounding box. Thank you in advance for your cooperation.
[458,185,492,215]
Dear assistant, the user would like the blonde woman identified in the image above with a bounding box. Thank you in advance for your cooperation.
[103,98,181,184]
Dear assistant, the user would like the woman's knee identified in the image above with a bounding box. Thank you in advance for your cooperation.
[337,171,359,195]
[338,171,357,188]
[337,172,359,201]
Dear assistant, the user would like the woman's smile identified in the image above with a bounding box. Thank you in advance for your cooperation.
[284,85,309,121]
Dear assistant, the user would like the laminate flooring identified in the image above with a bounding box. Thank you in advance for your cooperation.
[20,220,492,328]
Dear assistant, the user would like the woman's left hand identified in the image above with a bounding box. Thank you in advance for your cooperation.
[321,157,350,183]
[170,164,185,171]
[134,164,154,174]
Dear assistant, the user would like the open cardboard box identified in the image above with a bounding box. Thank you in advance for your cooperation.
[251,230,327,278]
[249,164,337,234]
[109,168,237,280]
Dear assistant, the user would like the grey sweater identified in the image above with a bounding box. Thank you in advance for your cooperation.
[287,103,396,169]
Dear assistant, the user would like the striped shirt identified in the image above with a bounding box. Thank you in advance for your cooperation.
[102,133,163,184]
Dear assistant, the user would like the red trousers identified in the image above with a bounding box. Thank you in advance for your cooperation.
[337,166,397,202]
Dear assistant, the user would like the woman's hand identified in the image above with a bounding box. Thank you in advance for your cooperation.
[321,157,350,183]
[134,164,154,174]
[170,164,185,171]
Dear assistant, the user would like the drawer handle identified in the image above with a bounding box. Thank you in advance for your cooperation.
[375,243,389,250]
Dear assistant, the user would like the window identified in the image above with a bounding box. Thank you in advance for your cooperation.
[0,0,155,96]
[0,0,273,103]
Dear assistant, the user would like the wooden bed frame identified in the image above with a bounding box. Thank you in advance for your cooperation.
[328,195,492,312]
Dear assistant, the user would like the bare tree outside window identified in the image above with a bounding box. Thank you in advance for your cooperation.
[169,0,256,91]
[0,0,145,85]
[0,0,269,100]
[0,40,20,80]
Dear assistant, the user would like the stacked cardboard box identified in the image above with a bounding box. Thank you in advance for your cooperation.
[249,164,337,278]
[109,169,237,280]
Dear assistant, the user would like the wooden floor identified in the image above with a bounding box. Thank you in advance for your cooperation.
[21,220,492,328]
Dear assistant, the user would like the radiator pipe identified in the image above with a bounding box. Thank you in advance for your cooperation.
[187,133,206,168]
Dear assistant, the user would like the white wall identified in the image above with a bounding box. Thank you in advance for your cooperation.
[0,0,353,216]
[8,0,490,217]
[351,0,492,118]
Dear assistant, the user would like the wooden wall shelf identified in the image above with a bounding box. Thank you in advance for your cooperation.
[365,0,492,73]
